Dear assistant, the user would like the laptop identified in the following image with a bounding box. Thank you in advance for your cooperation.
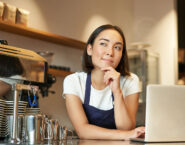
[131,85,185,143]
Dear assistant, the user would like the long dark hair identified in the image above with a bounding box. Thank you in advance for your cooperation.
[82,24,130,76]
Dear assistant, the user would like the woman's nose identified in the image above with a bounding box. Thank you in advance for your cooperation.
[106,47,114,56]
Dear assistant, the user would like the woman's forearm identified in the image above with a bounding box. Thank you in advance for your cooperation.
[76,123,132,140]
[113,90,135,130]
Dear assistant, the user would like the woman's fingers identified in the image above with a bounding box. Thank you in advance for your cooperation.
[101,67,121,92]
[102,67,119,81]
[102,67,112,84]
[126,127,145,140]
[104,71,111,84]
[134,127,145,138]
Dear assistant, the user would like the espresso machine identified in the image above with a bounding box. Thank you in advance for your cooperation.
[0,43,49,143]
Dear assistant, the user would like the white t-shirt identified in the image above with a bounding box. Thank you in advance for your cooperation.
[63,72,141,110]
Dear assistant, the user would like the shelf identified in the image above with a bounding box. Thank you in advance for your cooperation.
[48,68,72,77]
[0,20,86,50]
[31,63,72,77]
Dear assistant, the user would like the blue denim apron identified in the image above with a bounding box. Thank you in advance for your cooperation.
[83,73,116,129]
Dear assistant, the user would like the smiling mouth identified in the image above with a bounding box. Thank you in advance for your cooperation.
[102,58,113,63]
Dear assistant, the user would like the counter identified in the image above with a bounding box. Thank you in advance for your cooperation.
[1,139,185,145]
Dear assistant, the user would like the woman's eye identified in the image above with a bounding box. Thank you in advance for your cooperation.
[114,46,122,50]
[100,42,107,47]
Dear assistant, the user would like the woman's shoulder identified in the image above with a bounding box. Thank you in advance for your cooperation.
[120,73,139,84]
[121,73,139,82]
[129,73,139,81]
[120,73,141,96]
[64,71,87,82]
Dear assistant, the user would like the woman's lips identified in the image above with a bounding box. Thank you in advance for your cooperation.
[102,58,113,63]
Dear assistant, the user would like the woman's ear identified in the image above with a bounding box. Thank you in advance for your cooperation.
[87,44,93,56]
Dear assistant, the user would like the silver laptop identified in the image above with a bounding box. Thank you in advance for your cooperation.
[131,85,185,143]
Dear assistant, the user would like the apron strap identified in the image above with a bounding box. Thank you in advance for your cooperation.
[84,73,91,104]
[84,72,114,105]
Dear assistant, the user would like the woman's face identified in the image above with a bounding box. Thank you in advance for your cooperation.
[87,29,123,70]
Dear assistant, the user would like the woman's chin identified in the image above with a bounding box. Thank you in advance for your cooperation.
[100,64,113,69]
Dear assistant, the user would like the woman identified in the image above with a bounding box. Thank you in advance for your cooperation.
[63,24,145,140]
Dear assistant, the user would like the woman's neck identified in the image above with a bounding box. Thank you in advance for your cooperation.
[91,69,107,90]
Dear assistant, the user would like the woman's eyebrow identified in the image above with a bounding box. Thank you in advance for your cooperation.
[99,38,123,45]
[99,38,110,42]
[115,42,123,45]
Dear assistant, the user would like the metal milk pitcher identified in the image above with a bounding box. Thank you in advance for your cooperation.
[6,115,24,142]
[49,119,59,141]
[24,114,44,144]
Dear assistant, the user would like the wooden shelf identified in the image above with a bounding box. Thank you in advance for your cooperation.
[31,63,72,77]
[48,68,72,77]
[0,20,86,50]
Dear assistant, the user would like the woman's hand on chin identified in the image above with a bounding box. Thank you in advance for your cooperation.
[101,67,121,93]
